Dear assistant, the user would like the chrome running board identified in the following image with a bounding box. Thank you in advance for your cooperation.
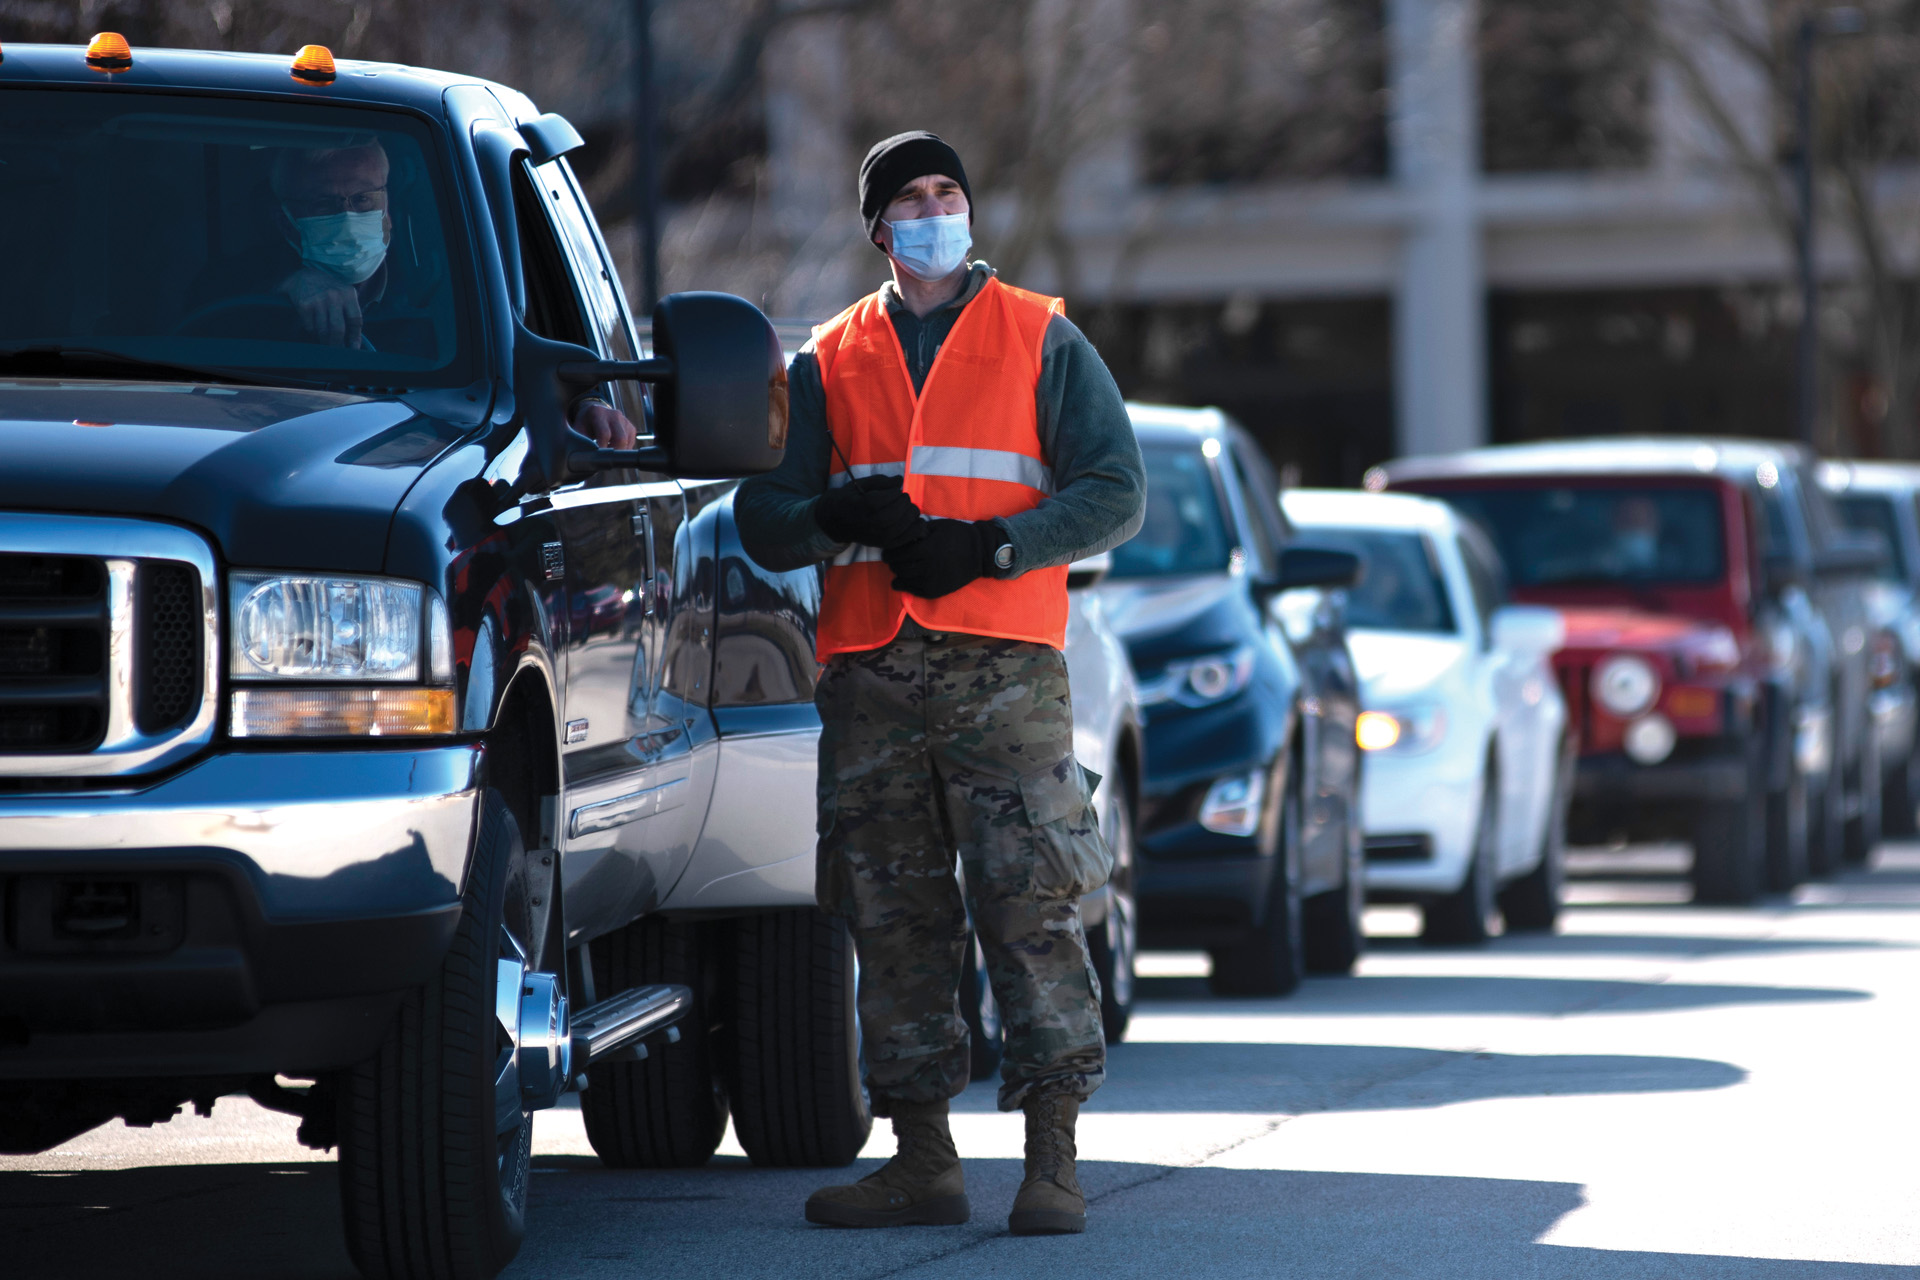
[569,983,691,1065]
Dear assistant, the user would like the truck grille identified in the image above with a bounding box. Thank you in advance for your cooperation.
[0,516,218,779]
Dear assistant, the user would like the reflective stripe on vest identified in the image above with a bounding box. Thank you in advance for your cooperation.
[813,277,1070,658]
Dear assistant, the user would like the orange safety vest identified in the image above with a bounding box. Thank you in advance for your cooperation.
[813,276,1069,660]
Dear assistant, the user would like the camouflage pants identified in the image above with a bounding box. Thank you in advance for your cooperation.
[815,620,1110,1115]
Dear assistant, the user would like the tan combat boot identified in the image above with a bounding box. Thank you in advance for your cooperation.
[1008,1093,1086,1235]
[804,1100,970,1227]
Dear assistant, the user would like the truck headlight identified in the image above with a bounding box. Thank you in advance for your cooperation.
[1593,655,1660,718]
[228,574,455,738]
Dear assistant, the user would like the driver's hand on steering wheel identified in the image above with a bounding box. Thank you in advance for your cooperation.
[573,398,639,450]
[278,267,365,349]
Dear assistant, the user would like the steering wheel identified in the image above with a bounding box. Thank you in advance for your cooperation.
[171,293,312,342]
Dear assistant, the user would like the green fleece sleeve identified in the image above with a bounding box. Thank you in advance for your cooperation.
[733,345,846,572]
[995,314,1146,574]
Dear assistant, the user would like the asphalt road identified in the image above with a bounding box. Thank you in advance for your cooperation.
[7,844,1920,1279]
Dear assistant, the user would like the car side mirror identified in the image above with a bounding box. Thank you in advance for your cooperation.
[1816,531,1888,580]
[517,292,788,488]
[1491,604,1565,654]
[1066,552,1112,591]
[1275,545,1363,592]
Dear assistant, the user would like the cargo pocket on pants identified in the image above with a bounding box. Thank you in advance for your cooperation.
[1020,755,1114,900]
[814,789,855,918]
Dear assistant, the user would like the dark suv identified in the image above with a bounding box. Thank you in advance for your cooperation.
[1384,439,1892,901]
[1,41,867,1279]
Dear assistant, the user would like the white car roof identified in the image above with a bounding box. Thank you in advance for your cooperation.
[1818,459,1920,494]
[1125,402,1233,436]
[1281,487,1459,534]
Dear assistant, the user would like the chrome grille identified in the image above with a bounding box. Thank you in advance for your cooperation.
[0,516,218,778]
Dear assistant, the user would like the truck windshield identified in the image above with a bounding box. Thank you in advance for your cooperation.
[1110,442,1234,578]
[0,90,475,388]
[1435,485,1726,588]
[1833,494,1908,581]
[1292,529,1456,633]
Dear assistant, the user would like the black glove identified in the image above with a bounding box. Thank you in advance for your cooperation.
[883,519,1001,599]
[813,474,924,548]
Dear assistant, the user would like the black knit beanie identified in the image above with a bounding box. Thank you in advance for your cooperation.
[858,131,972,249]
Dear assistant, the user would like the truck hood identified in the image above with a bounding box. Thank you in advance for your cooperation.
[1553,605,1715,652]
[0,379,469,573]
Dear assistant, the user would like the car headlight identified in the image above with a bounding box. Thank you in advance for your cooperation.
[1593,654,1660,718]
[228,573,455,738]
[1138,645,1258,709]
[1356,704,1447,754]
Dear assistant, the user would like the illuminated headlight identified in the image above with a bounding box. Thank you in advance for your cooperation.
[1198,770,1264,837]
[1593,655,1660,718]
[228,573,455,738]
[1355,704,1447,754]
[1139,646,1258,709]
[1622,713,1676,765]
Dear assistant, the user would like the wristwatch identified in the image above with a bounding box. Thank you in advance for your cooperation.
[990,531,1016,574]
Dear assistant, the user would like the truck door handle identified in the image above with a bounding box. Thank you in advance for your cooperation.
[632,507,656,616]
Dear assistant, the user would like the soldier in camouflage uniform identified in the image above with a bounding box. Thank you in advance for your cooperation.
[736,132,1144,1235]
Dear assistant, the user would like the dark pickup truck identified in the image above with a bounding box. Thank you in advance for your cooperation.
[0,40,865,1279]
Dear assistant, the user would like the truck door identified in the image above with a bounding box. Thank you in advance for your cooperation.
[511,160,702,942]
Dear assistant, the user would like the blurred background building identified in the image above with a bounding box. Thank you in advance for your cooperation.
[12,0,1920,482]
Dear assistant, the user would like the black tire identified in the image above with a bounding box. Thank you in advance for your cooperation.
[959,924,1005,1081]
[1885,747,1920,838]
[1500,737,1573,934]
[1844,737,1882,866]
[1424,761,1498,946]
[1209,763,1304,997]
[336,788,535,1280]
[727,908,872,1168]
[1086,769,1140,1037]
[1808,775,1845,879]
[1692,753,1766,905]
[1303,795,1365,973]
[1766,769,1811,892]
[580,917,728,1168]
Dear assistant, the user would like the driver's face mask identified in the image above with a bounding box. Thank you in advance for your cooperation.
[286,208,389,285]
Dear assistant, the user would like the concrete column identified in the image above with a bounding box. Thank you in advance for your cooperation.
[1388,0,1485,456]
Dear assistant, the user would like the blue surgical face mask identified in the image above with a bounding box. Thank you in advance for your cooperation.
[886,212,971,282]
[287,208,388,284]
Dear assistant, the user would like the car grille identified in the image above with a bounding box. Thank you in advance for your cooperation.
[0,516,217,778]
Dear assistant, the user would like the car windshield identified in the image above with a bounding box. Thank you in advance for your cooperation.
[1833,493,1908,581]
[0,90,474,387]
[1435,485,1726,587]
[1109,441,1234,578]
[1293,528,1456,633]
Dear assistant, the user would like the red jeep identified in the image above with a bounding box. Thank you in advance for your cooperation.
[1381,439,1852,904]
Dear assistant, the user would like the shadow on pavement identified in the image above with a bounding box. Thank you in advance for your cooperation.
[953,1040,1744,1115]
[1367,932,1910,956]
[1134,972,1871,1013]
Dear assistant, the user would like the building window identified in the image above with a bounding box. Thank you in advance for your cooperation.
[1480,0,1653,173]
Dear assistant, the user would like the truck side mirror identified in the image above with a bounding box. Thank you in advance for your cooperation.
[516,292,788,487]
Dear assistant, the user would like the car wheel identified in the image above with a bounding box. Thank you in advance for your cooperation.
[1884,748,1920,838]
[1423,760,1498,946]
[1500,736,1573,933]
[580,917,728,1168]
[337,788,538,1280]
[1844,736,1882,866]
[958,923,1006,1082]
[728,908,873,1167]
[1087,769,1139,1039]
[1692,742,1766,905]
[1765,765,1810,893]
[1807,774,1845,879]
[1303,797,1365,973]
[1208,762,1305,997]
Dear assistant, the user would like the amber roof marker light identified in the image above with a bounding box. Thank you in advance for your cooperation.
[291,44,337,85]
[85,32,133,72]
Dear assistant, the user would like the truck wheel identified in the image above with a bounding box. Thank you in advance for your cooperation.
[1500,738,1572,933]
[1692,755,1765,905]
[580,917,728,1168]
[1424,763,1498,946]
[727,908,872,1167]
[1884,748,1920,838]
[1303,803,1365,972]
[1086,771,1140,1036]
[336,788,536,1280]
[1766,769,1810,893]
[958,924,1005,1080]
[1209,763,1304,997]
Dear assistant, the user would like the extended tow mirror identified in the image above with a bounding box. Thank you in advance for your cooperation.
[1275,545,1363,592]
[519,292,788,488]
